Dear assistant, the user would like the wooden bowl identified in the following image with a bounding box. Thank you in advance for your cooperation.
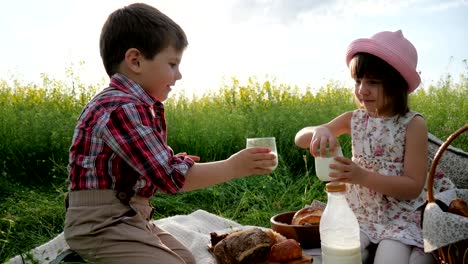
[270,211,321,249]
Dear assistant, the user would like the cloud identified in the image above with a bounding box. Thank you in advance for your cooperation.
[230,0,335,23]
[229,0,467,24]
[421,0,468,12]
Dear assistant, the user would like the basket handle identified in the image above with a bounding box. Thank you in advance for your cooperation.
[427,124,468,203]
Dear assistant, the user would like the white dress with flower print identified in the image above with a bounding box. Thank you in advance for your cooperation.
[347,109,455,248]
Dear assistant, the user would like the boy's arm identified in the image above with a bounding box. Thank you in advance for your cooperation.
[181,148,275,192]
[102,104,194,194]
[103,104,275,193]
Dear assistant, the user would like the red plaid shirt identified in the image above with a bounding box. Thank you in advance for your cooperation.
[68,73,194,198]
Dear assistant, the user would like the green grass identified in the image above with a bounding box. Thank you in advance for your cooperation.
[0,180,67,263]
[1,69,467,262]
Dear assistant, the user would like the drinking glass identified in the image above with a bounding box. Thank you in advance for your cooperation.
[246,137,278,170]
[314,146,343,181]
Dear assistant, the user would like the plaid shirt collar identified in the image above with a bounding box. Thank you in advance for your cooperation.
[110,73,164,110]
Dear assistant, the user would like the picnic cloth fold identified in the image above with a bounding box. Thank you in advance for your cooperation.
[4,209,259,264]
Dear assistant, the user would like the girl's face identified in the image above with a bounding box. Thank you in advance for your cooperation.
[354,77,392,117]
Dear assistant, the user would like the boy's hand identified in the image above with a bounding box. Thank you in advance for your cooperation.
[227,147,276,178]
[175,152,201,162]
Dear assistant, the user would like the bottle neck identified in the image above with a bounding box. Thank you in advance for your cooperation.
[327,191,346,201]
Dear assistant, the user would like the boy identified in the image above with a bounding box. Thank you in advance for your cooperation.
[64,3,276,264]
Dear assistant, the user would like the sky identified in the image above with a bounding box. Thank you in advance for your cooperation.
[0,0,467,97]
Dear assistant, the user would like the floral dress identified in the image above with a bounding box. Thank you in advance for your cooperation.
[347,109,455,248]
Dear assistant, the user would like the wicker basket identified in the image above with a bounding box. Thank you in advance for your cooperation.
[424,124,468,264]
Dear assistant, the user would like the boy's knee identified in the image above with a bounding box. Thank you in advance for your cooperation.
[180,252,196,264]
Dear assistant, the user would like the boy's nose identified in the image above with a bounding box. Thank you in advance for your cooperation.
[176,70,182,81]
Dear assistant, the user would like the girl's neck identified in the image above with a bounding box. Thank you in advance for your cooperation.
[366,108,397,118]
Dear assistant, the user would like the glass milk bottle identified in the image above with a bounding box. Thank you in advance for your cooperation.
[319,182,361,264]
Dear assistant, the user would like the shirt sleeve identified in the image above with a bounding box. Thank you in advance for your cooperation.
[101,103,194,194]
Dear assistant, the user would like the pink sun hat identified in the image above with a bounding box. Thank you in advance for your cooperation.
[345,30,421,93]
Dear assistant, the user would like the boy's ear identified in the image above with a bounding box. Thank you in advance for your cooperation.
[124,48,143,73]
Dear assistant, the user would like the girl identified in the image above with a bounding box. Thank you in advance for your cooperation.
[295,30,455,263]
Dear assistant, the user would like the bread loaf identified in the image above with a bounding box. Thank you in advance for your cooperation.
[212,228,272,264]
[264,229,288,246]
[210,232,229,247]
[291,206,323,225]
[211,228,306,264]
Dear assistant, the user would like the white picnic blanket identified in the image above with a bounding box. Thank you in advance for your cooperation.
[5,209,322,264]
[3,210,264,264]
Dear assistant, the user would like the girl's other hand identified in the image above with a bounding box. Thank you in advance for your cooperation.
[328,156,369,185]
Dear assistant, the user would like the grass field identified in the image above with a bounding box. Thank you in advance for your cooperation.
[1,71,467,262]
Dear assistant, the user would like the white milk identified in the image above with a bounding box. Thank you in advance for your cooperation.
[315,147,343,181]
[321,244,361,264]
[246,137,278,170]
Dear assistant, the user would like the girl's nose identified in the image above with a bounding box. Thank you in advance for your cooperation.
[358,83,370,95]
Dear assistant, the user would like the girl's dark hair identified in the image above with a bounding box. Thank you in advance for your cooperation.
[349,53,409,116]
[99,3,188,77]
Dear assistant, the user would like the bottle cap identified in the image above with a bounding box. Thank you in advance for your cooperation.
[325,182,346,192]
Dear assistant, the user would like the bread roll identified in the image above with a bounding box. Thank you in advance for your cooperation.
[448,198,468,217]
[291,206,323,225]
[268,239,303,262]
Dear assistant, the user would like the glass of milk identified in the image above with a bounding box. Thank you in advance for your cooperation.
[246,137,278,170]
[314,146,343,181]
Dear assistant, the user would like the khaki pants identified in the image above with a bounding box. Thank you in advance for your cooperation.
[64,190,196,264]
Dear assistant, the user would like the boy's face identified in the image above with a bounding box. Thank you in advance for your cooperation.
[138,46,183,102]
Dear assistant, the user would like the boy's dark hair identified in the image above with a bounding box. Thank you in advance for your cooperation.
[100,3,188,77]
[349,52,409,116]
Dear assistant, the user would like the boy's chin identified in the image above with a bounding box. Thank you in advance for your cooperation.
[151,92,170,102]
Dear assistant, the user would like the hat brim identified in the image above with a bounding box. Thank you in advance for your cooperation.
[345,38,420,93]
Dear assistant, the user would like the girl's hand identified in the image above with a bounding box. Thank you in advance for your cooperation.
[310,126,339,157]
[227,147,277,177]
[328,156,369,185]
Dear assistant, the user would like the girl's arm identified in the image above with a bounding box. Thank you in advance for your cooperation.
[295,111,352,156]
[332,115,428,200]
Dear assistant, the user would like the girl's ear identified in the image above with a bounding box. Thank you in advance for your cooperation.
[124,48,142,74]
